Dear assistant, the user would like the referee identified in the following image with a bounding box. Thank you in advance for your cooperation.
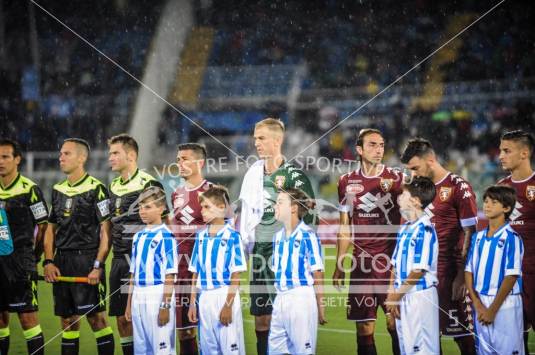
[43,138,114,355]
[0,139,48,355]
[107,134,168,355]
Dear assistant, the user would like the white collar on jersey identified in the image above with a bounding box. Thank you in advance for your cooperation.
[357,163,385,179]
[142,223,167,233]
[510,171,535,184]
[184,179,207,192]
[201,222,233,238]
[279,220,309,240]
[483,223,511,239]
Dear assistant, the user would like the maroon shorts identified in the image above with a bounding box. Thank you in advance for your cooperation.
[437,270,473,337]
[347,256,391,322]
[175,268,197,330]
[522,272,535,331]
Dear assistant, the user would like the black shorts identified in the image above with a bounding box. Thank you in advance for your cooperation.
[109,255,131,317]
[0,247,39,313]
[249,244,276,316]
[53,250,106,317]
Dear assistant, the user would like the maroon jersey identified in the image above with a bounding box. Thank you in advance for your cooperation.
[498,172,535,272]
[171,180,212,272]
[426,173,478,273]
[338,165,403,256]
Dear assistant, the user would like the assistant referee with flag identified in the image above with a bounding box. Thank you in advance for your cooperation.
[43,138,115,355]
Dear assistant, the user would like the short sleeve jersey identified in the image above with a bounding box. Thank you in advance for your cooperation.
[498,173,535,272]
[0,174,48,249]
[337,165,402,256]
[256,162,315,244]
[171,180,212,260]
[426,173,478,273]
[109,169,168,255]
[49,174,111,250]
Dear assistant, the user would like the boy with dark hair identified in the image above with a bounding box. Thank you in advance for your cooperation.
[188,185,247,355]
[465,185,524,354]
[269,188,325,354]
[386,177,440,354]
[125,186,178,355]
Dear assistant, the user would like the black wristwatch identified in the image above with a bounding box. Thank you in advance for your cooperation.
[42,259,54,267]
[93,260,102,270]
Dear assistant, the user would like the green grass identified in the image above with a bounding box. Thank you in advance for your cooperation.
[7,247,535,354]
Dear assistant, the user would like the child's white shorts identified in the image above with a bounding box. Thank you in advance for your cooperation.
[474,293,524,355]
[198,285,245,355]
[269,285,318,355]
[132,284,176,355]
[396,286,440,355]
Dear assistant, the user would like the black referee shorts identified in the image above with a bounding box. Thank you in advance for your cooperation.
[108,255,131,317]
[53,249,106,317]
[0,247,39,313]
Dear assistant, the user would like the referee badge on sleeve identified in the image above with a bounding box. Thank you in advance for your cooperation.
[97,199,110,216]
[30,202,47,220]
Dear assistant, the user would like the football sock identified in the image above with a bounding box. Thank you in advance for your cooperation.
[179,337,198,355]
[95,326,114,355]
[255,330,269,355]
[0,327,10,355]
[61,330,80,355]
[23,325,44,355]
[120,336,134,355]
[357,334,377,355]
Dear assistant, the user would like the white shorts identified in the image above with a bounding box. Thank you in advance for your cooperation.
[132,284,176,355]
[198,286,245,355]
[474,293,524,355]
[396,287,440,355]
[269,285,318,355]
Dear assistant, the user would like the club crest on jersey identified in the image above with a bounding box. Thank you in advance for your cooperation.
[64,198,73,216]
[346,184,364,194]
[527,185,535,202]
[294,239,301,248]
[379,179,393,192]
[498,238,505,248]
[274,175,286,189]
[439,187,452,202]
[115,198,122,216]
[220,239,227,247]
[173,195,184,209]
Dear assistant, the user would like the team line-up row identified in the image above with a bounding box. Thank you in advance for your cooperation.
[0,120,534,355]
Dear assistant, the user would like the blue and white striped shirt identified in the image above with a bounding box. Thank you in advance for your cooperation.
[465,223,523,296]
[391,215,438,293]
[188,223,247,290]
[271,221,324,292]
[129,224,178,287]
